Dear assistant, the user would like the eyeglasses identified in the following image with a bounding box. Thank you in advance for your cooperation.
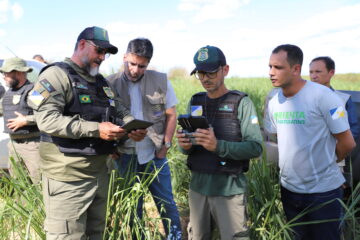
[86,40,110,58]
[195,67,222,80]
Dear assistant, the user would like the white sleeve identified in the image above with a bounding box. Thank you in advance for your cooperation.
[165,80,178,109]
[264,96,277,134]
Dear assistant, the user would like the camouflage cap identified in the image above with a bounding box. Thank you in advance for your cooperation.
[77,26,118,54]
[0,57,33,73]
[190,45,226,75]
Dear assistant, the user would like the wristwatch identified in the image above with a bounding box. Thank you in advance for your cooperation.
[164,141,172,149]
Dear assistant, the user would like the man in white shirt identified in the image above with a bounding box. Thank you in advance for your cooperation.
[107,38,181,239]
[266,44,355,240]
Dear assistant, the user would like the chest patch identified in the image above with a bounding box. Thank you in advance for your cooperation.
[191,105,203,116]
[12,95,21,105]
[103,87,115,98]
[218,103,234,112]
[79,95,92,103]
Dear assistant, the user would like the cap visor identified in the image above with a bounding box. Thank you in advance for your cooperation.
[192,64,220,74]
[93,40,118,54]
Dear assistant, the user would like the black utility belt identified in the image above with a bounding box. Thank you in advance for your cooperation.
[11,136,40,143]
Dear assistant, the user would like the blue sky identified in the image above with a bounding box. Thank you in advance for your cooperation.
[0,0,359,77]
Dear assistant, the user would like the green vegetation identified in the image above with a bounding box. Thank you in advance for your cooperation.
[1,74,360,239]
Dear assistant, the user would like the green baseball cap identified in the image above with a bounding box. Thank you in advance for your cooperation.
[0,57,33,73]
[190,45,226,75]
[77,26,118,54]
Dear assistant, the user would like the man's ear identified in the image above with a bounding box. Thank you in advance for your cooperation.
[293,64,302,76]
[223,65,230,77]
[78,39,87,50]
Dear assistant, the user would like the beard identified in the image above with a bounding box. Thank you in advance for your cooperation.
[6,77,20,89]
[81,56,101,77]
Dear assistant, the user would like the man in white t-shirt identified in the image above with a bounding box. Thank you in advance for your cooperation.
[266,44,355,240]
[107,38,181,239]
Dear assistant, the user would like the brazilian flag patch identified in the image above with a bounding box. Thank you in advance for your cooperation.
[79,95,91,103]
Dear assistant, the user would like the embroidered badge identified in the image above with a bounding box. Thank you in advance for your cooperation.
[197,48,209,62]
[39,79,56,93]
[191,105,203,116]
[12,95,21,105]
[153,111,163,118]
[28,90,44,106]
[219,104,233,112]
[103,87,115,98]
[79,95,91,103]
[330,106,345,120]
[75,83,88,90]
[251,115,259,124]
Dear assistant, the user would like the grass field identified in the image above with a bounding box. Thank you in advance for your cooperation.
[1,74,360,239]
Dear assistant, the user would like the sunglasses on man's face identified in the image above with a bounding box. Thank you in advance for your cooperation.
[86,40,110,58]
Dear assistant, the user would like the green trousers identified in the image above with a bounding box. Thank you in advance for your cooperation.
[188,189,249,240]
[42,172,109,240]
[8,139,41,183]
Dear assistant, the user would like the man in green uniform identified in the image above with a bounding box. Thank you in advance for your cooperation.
[0,57,40,183]
[176,46,263,240]
[28,26,146,240]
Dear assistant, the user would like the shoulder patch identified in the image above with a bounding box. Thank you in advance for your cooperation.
[33,83,46,94]
[28,90,45,107]
[40,79,56,93]
[251,115,259,124]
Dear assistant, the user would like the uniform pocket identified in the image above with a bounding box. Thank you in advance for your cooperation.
[44,218,68,234]
[145,93,166,120]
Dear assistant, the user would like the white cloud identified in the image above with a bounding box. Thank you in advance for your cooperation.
[11,2,23,20]
[223,3,360,77]
[0,0,10,11]
[0,0,10,24]
[297,4,360,40]
[0,0,23,25]
[107,21,160,35]
[164,20,186,31]
[178,0,251,23]
[102,20,197,75]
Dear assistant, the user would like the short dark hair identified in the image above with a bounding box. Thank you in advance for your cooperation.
[272,44,303,67]
[126,38,153,60]
[33,54,44,60]
[310,56,335,71]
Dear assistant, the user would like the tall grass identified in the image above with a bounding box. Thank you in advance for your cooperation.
[0,157,45,240]
[104,162,166,240]
[0,75,360,239]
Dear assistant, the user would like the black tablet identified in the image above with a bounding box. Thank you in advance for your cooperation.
[178,115,209,132]
[122,119,153,132]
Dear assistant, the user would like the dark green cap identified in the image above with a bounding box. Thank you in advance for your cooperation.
[190,45,226,75]
[77,26,118,54]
